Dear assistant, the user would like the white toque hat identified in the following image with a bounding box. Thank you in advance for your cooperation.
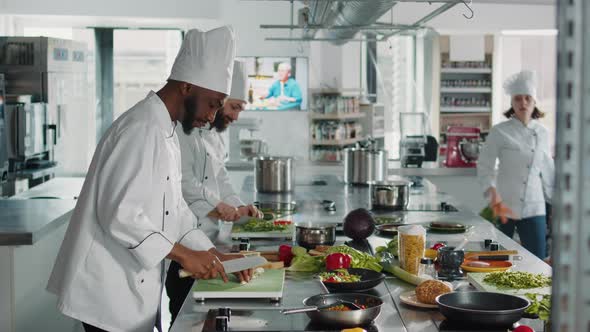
[228,60,248,102]
[168,26,236,95]
[503,70,538,101]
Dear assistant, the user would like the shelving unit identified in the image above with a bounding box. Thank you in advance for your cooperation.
[309,91,364,163]
[440,87,492,93]
[441,68,492,74]
[438,35,494,146]
[309,113,365,120]
[311,137,365,146]
[440,107,491,113]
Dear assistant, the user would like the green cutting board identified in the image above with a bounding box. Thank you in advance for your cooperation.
[192,268,285,300]
[467,272,551,296]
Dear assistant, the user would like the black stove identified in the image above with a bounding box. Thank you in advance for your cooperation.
[201,309,379,332]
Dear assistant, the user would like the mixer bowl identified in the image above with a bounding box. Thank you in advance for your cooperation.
[459,140,482,162]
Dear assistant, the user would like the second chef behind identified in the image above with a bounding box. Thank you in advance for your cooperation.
[167,59,263,325]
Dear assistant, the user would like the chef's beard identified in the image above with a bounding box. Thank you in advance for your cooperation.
[211,111,231,133]
[182,95,199,135]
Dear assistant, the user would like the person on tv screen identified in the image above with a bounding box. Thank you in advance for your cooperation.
[261,62,302,109]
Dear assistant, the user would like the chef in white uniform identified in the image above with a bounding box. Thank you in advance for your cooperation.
[165,60,262,324]
[46,26,247,332]
[178,60,262,239]
[477,70,554,259]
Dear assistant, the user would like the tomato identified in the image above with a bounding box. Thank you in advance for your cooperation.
[273,220,292,226]
[513,326,535,332]
[278,244,294,265]
[325,276,337,283]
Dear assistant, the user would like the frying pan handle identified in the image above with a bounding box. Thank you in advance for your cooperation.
[280,306,318,315]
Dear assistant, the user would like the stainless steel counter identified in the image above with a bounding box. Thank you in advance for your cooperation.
[0,199,75,245]
[170,174,550,332]
[0,177,83,246]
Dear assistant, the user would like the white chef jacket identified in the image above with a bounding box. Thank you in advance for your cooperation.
[46,91,214,332]
[178,128,245,239]
[477,117,555,219]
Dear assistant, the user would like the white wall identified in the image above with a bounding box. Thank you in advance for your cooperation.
[0,0,220,19]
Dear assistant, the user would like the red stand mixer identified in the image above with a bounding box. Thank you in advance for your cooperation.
[444,126,482,168]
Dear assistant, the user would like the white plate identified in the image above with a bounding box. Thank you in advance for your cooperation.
[399,291,438,309]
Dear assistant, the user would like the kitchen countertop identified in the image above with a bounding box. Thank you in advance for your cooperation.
[0,177,83,246]
[227,160,477,177]
[170,174,550,332]
[0,199,76,245]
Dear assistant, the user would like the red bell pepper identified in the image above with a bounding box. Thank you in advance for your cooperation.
[431,242,446,251]
[325,253,352,271]
[278,244,294,266]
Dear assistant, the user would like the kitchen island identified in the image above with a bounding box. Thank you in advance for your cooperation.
[170,174,550,332]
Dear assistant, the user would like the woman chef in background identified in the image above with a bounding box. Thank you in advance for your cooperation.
[477,70,555,259]
[46,26,250,332]
[166,60,263,324]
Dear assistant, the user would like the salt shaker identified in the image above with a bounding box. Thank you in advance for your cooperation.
[419,257,437,279]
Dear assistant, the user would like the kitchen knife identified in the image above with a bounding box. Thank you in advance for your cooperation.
[178,256,267,278]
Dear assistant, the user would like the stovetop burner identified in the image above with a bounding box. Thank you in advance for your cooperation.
[201,309,380,332]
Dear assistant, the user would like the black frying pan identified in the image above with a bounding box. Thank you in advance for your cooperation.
[321,268,385,292]
[436,292,530,328]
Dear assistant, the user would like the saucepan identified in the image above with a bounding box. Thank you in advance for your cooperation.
[436,292,530,328]
[281,293,383,327]
[295,224,336,250]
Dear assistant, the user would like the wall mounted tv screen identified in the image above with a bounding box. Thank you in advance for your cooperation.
[238,56,308,111]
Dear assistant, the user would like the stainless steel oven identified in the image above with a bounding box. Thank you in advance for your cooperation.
[4,102,48,160]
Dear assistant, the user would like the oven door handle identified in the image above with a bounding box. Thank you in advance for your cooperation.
[44,124,57,145]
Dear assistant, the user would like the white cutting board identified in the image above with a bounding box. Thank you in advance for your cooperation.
[467,272,551,296]
[192,268,285,300]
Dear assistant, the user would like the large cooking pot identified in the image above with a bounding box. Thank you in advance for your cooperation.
[371,180,411,211]
[295,224,336,250]
[281,293,383,327]
[344,147,388,185]
[254,156,294,193]
[436,292,530,328]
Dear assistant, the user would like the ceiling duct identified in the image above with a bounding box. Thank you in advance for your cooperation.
[315,0,398,45]
[302,0,340,39]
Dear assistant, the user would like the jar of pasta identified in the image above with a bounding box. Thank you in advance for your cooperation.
[397,225,426,275]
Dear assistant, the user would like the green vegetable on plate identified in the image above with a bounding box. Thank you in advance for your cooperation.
[235,218,289,232]
[483,271,551,289]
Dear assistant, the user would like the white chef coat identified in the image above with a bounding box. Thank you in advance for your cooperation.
[47,91,214,332]
[178,128,245,239]
[477,117,555,219]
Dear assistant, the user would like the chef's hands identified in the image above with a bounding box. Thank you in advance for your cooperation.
[167,244,228,282]
[210,249,254,284]
[237,205,263,219]
[215,202,240,221]
[486,187,515,224]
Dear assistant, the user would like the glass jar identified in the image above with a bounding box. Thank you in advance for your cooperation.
[419,257,437,279]
[397,225,426,275]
